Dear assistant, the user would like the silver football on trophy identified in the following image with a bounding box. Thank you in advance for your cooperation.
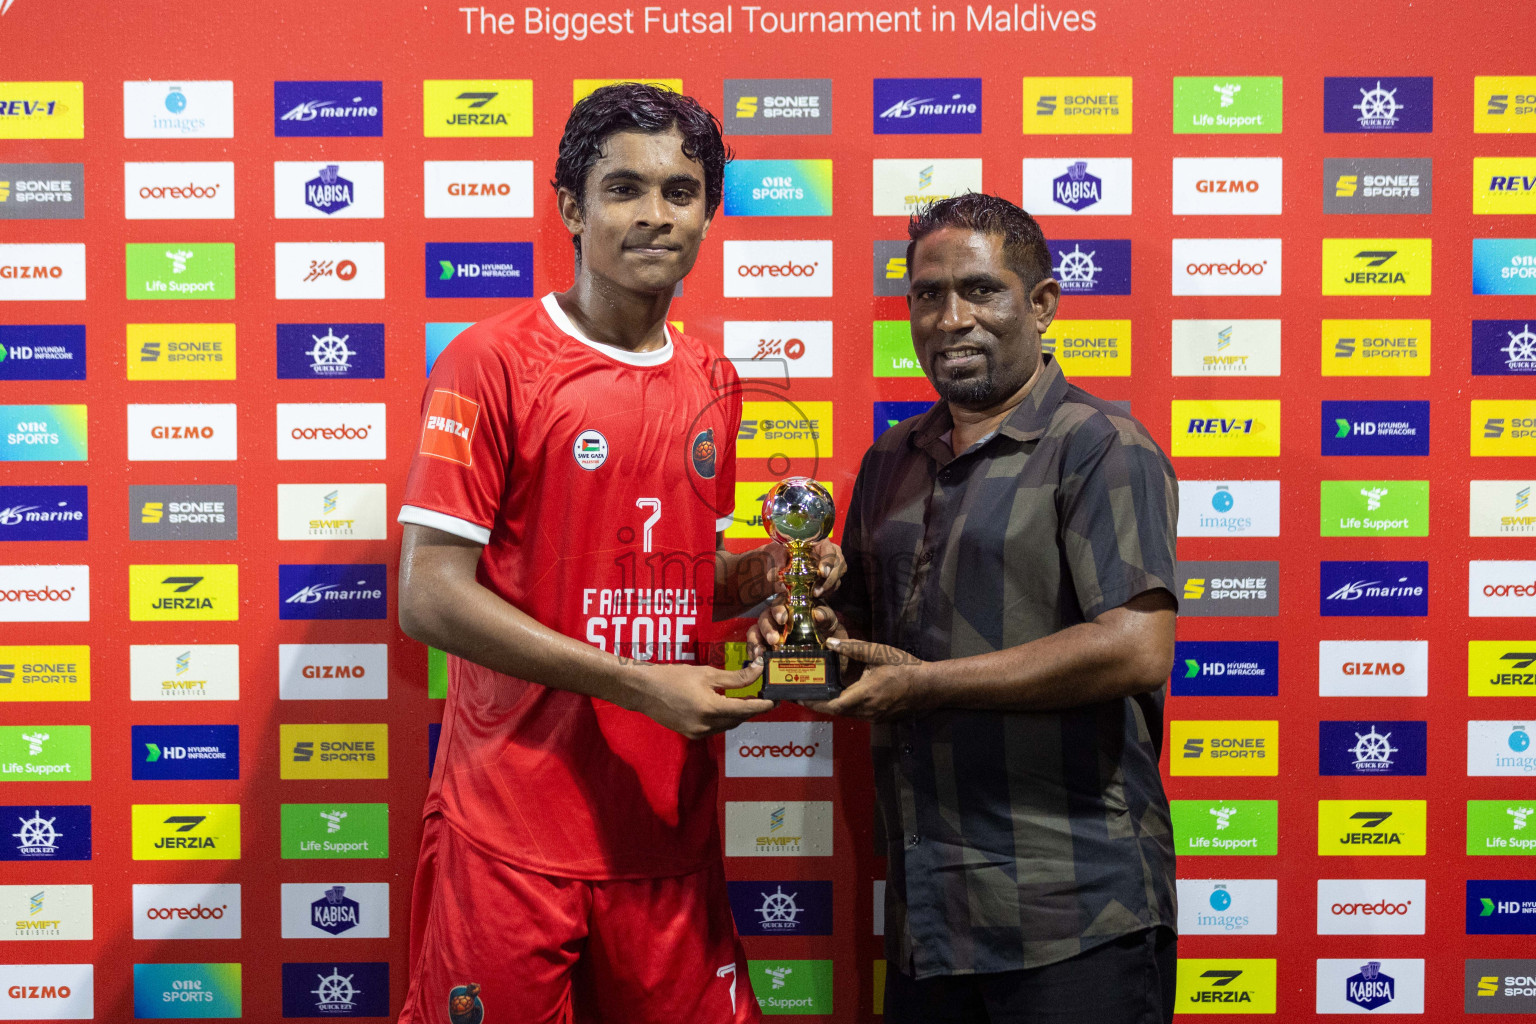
[761,477,836,545]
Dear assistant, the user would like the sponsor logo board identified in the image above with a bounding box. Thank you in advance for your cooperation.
[872,239,909,296]
[1322,319,1429,376]
[1474,321,1536,377]
[0,243,85,301]
[1475,157,1536,215]
[1170,400,1281,457]
[132,962,240,1018]
[1469,721,1536,777]
[874,158,984,216]
[1317,879,1427,935]
[280,803,388,860]
[126,404,237,461]
[1316,958,1424,1014]
[1170,320,1281,376]
[423,79,532,137]
[0,325,85,381]
[1473,400,1536,456]
[1319,480,1428,537]
[737,401,831,460]
[1021,157,1131,215]
[278,644,388,700]
[1171,641,1279,697]
[1468,641,1536,695]
[273,80,383,137]
[724,79,832,136]
[280,962,390,1018]
[1322,238,1431,296]
[1173,76,1282,133]
[0,81,84,140]
[276,403,386,460]
[0,883,92,941]
[280,724,388,780]
[1,805,90,861]
[130,485,237,542]
[1474,238,1536,295]
[1323,401,1429,456]
[1476,77,1536,133]
[129,645,239,702]
[132,724,238,781]
[132,884,241,940]
[276,322,384,380]
[723,240,831,297]
[1176,561,1279,617]
[0,163,83,220]
[1171,238,1281,296]
[1467,801,1536,855]
[1324,157,1433,214]
[1470,561,1536,617]
[0,726,89,781]
[1319,720,1426,776]
[726,722,832,777]
[272,161,383,219]
[125,242,234,300]
[1324,76,1433,132]
[1041,319,1131,376]
[0,486,87,542]
[274,241,385,299]
[1177,481,1280,537]
[1172,158,1283,215]
[1171,799,1278,856]
[123,162,234,219]
[127,563,238,622]
[873,77,981,133]
[1175,958,1277,1013]
[1021,76,1131,134]
[278,564,386,621]
[123,81,233,138]
[724,321,832,378]
[1048,240,1130,294]
[729,881,833,937]
[425,241,533,298]
[1170,720,1278,776]
[747,959,833,1015]
[1318,641,1428,697]
[724,159,832,217]
[130,804,240,861]
[280,882,388,938]
[423,160,533,217]
[725,801,833,857]
[1317,799,1427,855]
[0,963,93,1019]
[0,645,88,701]
[1465,958,1536,1013]
[1468,880,1536,935]
[1176,879,1278,935]
[1320,560,1428,617]
[127,323,235,381]
[276,484,387,541]
[0,565,89,622]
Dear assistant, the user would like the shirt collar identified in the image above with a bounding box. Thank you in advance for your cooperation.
[909,355,1068,458]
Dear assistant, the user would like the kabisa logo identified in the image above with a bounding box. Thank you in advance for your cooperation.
[1320,560,1429,617]
[0,325,85,381]
[1053,160,1101,211]
[1323,400,1430,456]
[1173,76,1283,134]
[128,564,238,622]
[0,162,83,221]
[0,485,86,541]
[728,880,833,936]
[305,165,352,214]
[723,79,832,136]
[426,241,534,298]
[1474,238,1536,296]
[281,882,387,938]
[1339,961,1398,1011]
[1476,76,1536,133]
[310,885,360,935]
[1321,319,1430,377]
[1322,238,1432,296]
[131,804,241,861]
[279,564,386,621]
[1171,641,1279,697]
[276,323,384,380]
[0,81,83,140]
[1176,959,1277,1013]
[1473,321,1536,376]
[1324,77,1433,132]
[1021,77,1132,134]
[1468,880,1536,935]
[1170,799,1279,856]
[132,725,239,781]
[1171,720,1278,777]
[1319,721,1427,776]
[1318,800,1427,855]
[423,79,532,138]
[273,161,383,219]
[447,982,485,1024]
[3,805,89,861]
[274,81,383,137]
[1050,239,1130,294]
[281,962,390,1018]
[873,78,982,133]
[723,159,833,217]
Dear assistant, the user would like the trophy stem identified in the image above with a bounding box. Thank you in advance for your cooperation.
[779,539,821,649]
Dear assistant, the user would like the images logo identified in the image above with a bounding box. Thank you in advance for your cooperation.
[277,643,388,700]
[273,80,382,137]
[132,725,238,781]
[0,81,83,139]
[0,242,85,301]
[1176,959,1277,1013]
[729,881,833,937]
[423,159,534,218]
[0,325,85,381]
[872,158,984,216]
[426,241,533,298]
[724,801,834,857]
[1170,799,1278,856]
[1177,481,1280,538]
[1171,641,1279,697]
[132,883,241,940]
[132,962,241,1018]
[1171,720,1278,776]
[1475,76,1536,133]
[0,162,83,221]
[1176,879,1278,935]
[1317,879,1426,935]
[1323,400,1430,456]
[0,486,86,542]
[1172,157,1283,215]
[128,564,237,622]
[1323,157,1433,214]
[1324,77,1433,132]
[131,804,241,861]
[1320,560,1428,617]
[873,78,981,133]
[281,962,390,1018]
[724,159,833,217]
[1171,238,1281,296]
[279,724,388,781]
[274,241,385,299]
[423,79,531,137]
[1020,157,1132,215]
[1021,76,1130,133]
[1318,800,1427,855]
[273,160,384,219]
[1319,480,1429,537]
[1040,319,1132,377]
[1319,720,1426,776]
[2,805,89,861]
[723,78,831,135]
[1173,76,1283,133]
[723,321,832,378]
[123,81,234,138]
[1469,721,1536,776]
[1170,400,1280,457]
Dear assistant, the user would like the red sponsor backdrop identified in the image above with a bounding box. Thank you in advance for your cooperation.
[3,0,1534,1019]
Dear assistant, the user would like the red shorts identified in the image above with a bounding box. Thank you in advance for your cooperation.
[398,815,762,1024]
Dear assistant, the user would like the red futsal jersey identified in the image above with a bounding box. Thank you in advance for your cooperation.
[398,293,740,880]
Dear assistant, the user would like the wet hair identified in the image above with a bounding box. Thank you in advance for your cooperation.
[552,82,731,258]
[905,192,1053,289]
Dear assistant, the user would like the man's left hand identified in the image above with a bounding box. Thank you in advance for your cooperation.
[805,637,931,721]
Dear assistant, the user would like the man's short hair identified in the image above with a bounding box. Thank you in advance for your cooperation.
[906,193,1054,289]
[552,82,731,256]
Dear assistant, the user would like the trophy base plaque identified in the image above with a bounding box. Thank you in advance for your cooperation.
[761,649,841,702]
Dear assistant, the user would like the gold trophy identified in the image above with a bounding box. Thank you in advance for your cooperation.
[760,477,842,701]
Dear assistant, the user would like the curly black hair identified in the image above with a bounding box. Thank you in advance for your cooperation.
[906,192,1053,289]
[552,82,732,258]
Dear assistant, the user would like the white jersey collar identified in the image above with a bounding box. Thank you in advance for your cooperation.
[542,292,675,367]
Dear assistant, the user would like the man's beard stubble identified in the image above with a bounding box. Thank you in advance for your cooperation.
[929,349,1033,411]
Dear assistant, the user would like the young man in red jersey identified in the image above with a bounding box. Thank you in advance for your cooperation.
[394,84,836,1024]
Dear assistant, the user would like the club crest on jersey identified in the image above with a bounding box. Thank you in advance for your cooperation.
[691,428,718,479]
[420,388,481,467]
[447,982,484,1024]
[573,428,609,471]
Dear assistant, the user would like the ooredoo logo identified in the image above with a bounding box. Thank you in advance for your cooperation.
[276,403,386,461]
[726,722,833,778]
[723,240,832,298]
[1171,238,1282,296]
[123,162,235,220]
[0,565,88,622]
[1317,879,1426,934]
[1470,561,1536,617]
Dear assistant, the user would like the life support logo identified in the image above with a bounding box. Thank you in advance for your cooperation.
[420,389,480,467]
[690,428,717,479]
[573,429,608,471]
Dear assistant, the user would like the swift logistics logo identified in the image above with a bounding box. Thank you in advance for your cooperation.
[1469,561,1536,617]
[728,881,833,936]
[1473,400,1536,456]
[1474,158,1536,214]
[1319,480,1429,537]
[872,77,981,133]
[280,882,389,938]
[1020,157,1132,215]
[1319,640,1429,697]
[1323,400,1430,456]
[1170,720,1278,776]
[1,805,90,860]
[132,725,238,781]
[1320,560,1429,617]
[276,485,388,543]
[1171,157,1283,215]
[281,962,390,1018]
[128,564,238,622]
[276,323,385,380]
[1324,77,1433,132]
[1171,641,1279,697]
[1176,480,1280,537]
[0,882,94,941]
[1021,77,1131,133]
[1173,76,1282,133]
[1464,959,1536,1014]
[126,403,237,461]
[277,643,388,700]
[1175,561,1279,617]
[129,645,240,702]
[724,801,833,857]
[724,159,833,216]
[1468,641,1536,695]
[0,644,88,702]
[0,725,90,781]
[123,81,233,138]
[1476,76,1536,133]
[132,883,241,940]
[423,159,534,217]
[0,162,83,220]
[723,78,831,135]
[1468,880,1536,935]
[0,564,89,622]
[1473,321,1536,376]
[127,323,235,381]
[278,564,386,621]
[1170,400,1280,457]
[281,803,388,859]
[1170,799,1278,856]
[1316,879,1426,935]
[0,81,83,139]
[1318,799,1427,855]
[132,962,241,1018]
[1040,319,1132,376]
[1475,238,1536,295]
[1319,720,1426,776]
[123,161,235,220]
[0,242,86,301]
[273,161,384,218]
[1322,319,1430,376]
[1170,320,1282,376]
[1176,880,1277,936]
[424,79,531,137]
[1324,157,1432,214]
[0,325,85,380]
[1176,959,1277,1013]
[130,485,237,542]
[273,80,382,137]
[1467,801,1536,855]
[1321,238,1431,295]
[125,242,235,300]
[426,241,533,298]
[280,724,388,781]
[0,486,86,541]
[1048,240,1130,294]
[1468,721,1536,776]
[1171,238,1281,295]
[131,804,241,861]
[872,158,983,216]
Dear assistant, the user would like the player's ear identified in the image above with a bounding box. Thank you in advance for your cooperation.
[557,186,585,236]
[699,212,713,240]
